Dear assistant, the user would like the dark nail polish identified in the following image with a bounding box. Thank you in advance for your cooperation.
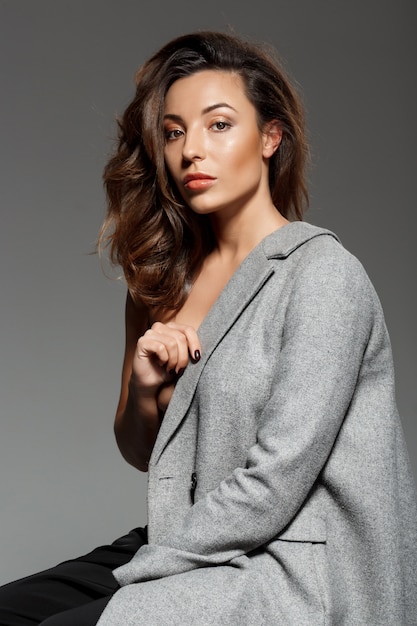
[194,349,201,362]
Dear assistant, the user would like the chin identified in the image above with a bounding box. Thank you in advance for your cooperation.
[186,202,219,216]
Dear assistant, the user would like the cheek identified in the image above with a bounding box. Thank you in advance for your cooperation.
[224,132,263,170]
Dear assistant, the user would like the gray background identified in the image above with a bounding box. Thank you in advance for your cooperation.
[0,0,415,585]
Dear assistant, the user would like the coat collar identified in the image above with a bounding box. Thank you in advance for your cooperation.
[149,221,339,465]
[262,220,339,258]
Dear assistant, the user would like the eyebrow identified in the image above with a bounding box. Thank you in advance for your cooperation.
[163,102,237,121]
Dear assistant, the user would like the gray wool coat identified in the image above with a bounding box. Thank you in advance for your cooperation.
[97,222,417,625]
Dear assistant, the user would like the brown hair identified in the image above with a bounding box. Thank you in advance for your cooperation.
[99,31,309,311]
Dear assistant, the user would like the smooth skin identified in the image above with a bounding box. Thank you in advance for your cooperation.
[114,70,287,471]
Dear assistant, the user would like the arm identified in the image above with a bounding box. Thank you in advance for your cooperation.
[113,291,157,471]
[114,248,379,582]
[114,291,201,472]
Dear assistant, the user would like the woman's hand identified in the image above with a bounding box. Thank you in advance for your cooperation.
[114,294,202,472]
[131,321,202,396]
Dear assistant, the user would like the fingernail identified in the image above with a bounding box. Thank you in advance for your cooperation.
[177,368,185,376]
[193,350,201,362]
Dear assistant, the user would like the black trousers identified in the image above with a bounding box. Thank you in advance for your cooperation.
[0,527,147,626]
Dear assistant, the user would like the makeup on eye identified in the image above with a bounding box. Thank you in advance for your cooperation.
[163,103,237,139]
[164,118,233,141]
[209,119,232,132]
[165,128,184,141]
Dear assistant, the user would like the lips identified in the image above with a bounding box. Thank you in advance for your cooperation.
[183,172,216,191]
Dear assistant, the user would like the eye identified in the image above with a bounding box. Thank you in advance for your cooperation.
[211,120,231,132]
[165,128,184,141]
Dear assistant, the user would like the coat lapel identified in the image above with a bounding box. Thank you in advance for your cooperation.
[149,222,338,465]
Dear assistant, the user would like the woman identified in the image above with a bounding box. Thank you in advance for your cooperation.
[1,31,416,625]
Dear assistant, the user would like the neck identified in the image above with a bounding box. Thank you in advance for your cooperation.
[210,201,288,262]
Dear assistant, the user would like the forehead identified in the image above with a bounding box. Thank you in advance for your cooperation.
[163,69,253,114]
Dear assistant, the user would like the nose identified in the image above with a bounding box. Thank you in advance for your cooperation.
[182,127,205,162]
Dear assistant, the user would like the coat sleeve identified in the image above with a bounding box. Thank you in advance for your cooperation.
[114,245,381,585]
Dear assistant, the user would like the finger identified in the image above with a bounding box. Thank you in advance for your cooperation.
[131,336,173,391]
[150,323,195,372]
[136,335,170,368]
[163,322,202,362]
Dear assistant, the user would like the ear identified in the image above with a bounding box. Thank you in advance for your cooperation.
[262,121,282,158]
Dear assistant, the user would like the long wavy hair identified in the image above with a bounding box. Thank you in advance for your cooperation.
[99,31,309,311]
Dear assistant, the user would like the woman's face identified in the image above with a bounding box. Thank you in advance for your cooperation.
[163,70,279,219]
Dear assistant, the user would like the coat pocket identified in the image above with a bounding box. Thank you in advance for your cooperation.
[267,513,331,624]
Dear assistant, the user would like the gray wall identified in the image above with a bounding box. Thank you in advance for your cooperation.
[0,0,415,585]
